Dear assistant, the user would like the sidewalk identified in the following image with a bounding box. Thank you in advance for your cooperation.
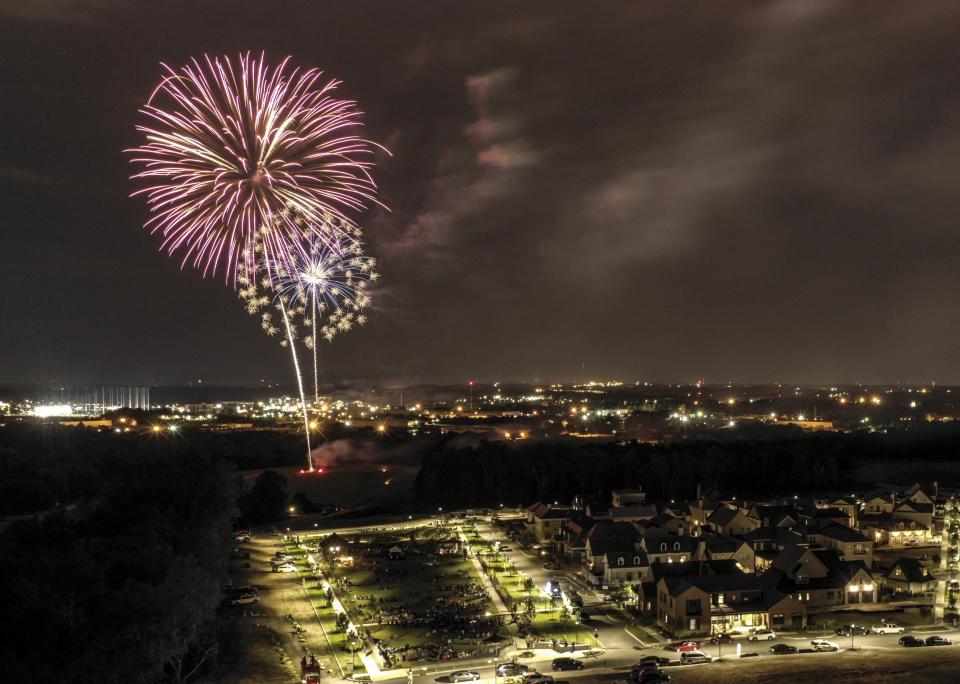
[457,525,510,614]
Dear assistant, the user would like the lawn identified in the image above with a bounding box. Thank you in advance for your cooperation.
[297,526,502,667]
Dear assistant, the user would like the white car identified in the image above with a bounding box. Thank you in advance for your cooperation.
[872,623,905,635]
[811,639,839,651]
[748,629,776,641]
[276,563,297,573]
[450,671,480,682]
[230,595,259,605]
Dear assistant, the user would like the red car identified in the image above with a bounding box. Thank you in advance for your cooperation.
[709,634,734,645]
[673,641,701,652]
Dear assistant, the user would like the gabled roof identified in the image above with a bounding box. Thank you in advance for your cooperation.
[888,557,933,584]
[810,507,850,519]
[586,521,640,556]
[651,559,741,581]
[810,523,870,544]
[643,532,696,554]
[609,504,657,520]
[605,549,649,569]
[662,571,768,596]
[749,504,800,526]
[742,526,804,547]
[702,534,747,556]
[894,500,934,514]
[708,506,745,527]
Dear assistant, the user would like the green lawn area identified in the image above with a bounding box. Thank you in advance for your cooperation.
[626,624,661,643]
[292,527,500,664]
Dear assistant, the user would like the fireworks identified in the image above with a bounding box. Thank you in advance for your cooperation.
[128,52,386,281]
[129,53,387,472]
[239,209,378,401]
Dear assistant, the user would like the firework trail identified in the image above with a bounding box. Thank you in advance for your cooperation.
[128,52,387,283]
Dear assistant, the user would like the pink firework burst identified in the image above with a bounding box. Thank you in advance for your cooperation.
[127,52,387,282]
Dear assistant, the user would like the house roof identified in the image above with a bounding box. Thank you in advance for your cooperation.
[651,559,741,581]
[643,532,696,554]
[810,523,870,544]
[742,526,804,546]
[609,504,657,520]
[708,506,744,527]
[888,557,933,584]
[810,507,850,519]
[750,504,799,526]
[662,571,769,596]
[605,549,649,568]
[894,500,934,514]
[702,535,746,555]
[586,521,640,555]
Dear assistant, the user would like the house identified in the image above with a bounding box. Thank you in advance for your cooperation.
[641,532,696,565]
[707,505,760,537]
[582,522,641,586]
[607,504,658,524]
[657,572,806,635]
[526,502,577,543]
[602,549,650,587]
[827,497,858,525]
[892,499,935,531]
[860,516,935,547]
[741,526,805,571]
[747,504,801,529]
[641,510,690,536]
[560,514,598,562]
[903,482,935,506]
[689,498,721,526]
[863,492,896,515]
[806,523,874,566]
[762,546,877,610]
[612,488,647,507]
[697,535,756,573]
[885,557,937,595]
[802,507,853,530]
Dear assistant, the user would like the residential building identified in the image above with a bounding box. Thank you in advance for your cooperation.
[806,523,874,566]
[657,572,806,635]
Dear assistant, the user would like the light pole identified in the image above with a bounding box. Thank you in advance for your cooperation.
[850,624,856,651]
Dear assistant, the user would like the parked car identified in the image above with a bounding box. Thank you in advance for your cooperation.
[748,629,776,641]
[230,594,258,605]
[235,533,251,543]
[275,563,297,573]
[872,623,905,635]
[634,656,671,668]
[496,663,532,677]
[926,635,952,646]
[899,635,925,647]
[450,672,480,682]
[811,639,839,652]
[671,640,701,652]
[679,650,713,664]
[551,658,583,671]
[521,674,554,684]
[709,633,734,645]
[770,644,798,655]
[634,669,671,683]
[835,625,869,637]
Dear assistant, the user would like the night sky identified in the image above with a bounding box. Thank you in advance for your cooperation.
[3,1,960,386]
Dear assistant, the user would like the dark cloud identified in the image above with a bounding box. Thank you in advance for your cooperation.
[2,1,960,386]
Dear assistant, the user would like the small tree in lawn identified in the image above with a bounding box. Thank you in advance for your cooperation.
[336,612,350,633]
[523,576,535,598]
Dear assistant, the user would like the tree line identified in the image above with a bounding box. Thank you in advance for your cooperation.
[414,425,960,507]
